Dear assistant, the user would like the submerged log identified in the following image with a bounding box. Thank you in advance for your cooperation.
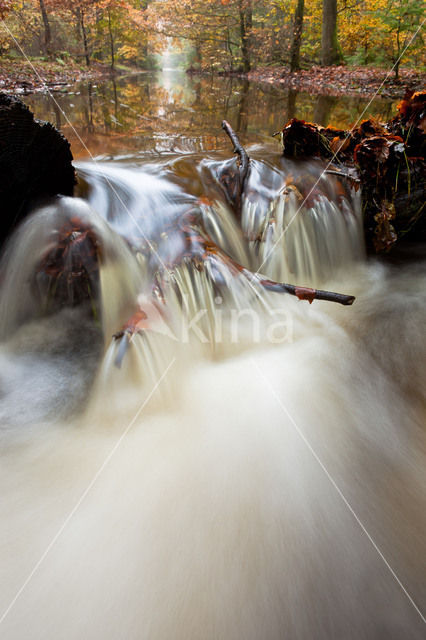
[279,90,426,252]
[0,93,76,247]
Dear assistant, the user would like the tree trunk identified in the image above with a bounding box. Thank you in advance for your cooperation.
[75,7,82,42]
[236,78,249,134]
[194,41,202,69]
[313,94,337,125]
[289,0,304,72]
[394,19,401,79]
[0,94,76,247]
[107,7,115,70]
[39,0,52,58]
[226,28,233,71]
[394,58,400,80]
[238,0,252,73]
[287,89,297,120]
[321,0,341,66]
[80,8,90,67]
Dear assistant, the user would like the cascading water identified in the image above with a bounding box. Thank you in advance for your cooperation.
[0,149,425,639]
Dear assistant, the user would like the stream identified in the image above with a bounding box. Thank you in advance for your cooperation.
[0,71,425,639]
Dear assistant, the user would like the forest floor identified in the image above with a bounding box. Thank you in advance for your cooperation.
[1,58,424,99]
[0,58,139,94]
[248,65,425,99]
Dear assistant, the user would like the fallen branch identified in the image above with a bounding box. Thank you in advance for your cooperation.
[219,120,251,216]
[259,279,355,305]
[222,119,250,187]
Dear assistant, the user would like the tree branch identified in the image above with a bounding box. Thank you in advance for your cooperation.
[222,119,250,187]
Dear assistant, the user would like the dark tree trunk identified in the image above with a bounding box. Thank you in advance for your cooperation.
[313,94,337,125]
[75,7,82,42]
[238,0,252,73]
[80,8,90,68]
[194,42,202,69]
[321,0,341,66]
[107,7,115,70]
[39,0,52,58]
[0,94,76,247]
[289,0,304,72]
[287,89,297,120]
[236,78,249,134]
[85,82,94,134]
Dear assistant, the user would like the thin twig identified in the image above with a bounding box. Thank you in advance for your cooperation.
[325,169,360,183]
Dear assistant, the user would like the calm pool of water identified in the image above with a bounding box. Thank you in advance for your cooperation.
[21,69,397,159]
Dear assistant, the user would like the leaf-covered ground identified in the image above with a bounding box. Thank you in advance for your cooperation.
[0,59,124,95]
[248,65,425,99]
[1,58,424,100]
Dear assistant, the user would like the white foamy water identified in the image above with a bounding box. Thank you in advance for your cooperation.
[0,156,425,639]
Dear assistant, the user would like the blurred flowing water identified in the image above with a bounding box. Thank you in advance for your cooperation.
[0,73,425,639]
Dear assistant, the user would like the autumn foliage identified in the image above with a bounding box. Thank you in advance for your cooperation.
[1,1,152,68]
[0,1,424,75]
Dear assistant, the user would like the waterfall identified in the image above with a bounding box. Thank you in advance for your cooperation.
[0,152,425,639]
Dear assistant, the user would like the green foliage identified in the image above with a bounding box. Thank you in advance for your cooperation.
[345,44,386,66]
[376,0,424,76]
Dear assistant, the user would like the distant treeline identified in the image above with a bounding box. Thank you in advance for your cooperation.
[1,1,424,77]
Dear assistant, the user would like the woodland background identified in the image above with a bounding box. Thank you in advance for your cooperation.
[0,1,424,82]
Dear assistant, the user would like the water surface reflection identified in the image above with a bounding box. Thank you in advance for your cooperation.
[22,70,397,158]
